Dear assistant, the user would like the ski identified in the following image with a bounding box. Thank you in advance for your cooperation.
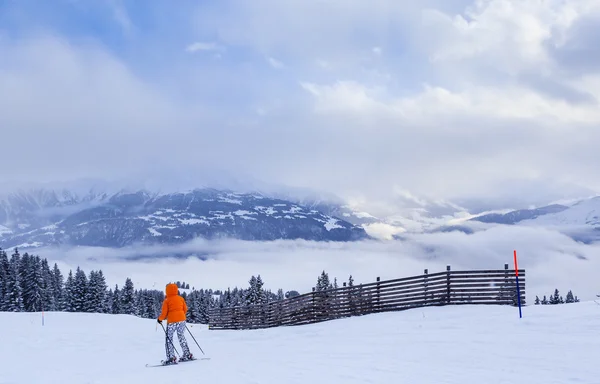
[145,357,210,367]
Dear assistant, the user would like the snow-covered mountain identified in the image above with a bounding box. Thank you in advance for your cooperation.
[469,204,569,225]
[0,188,369,249]
[432,196,600,243]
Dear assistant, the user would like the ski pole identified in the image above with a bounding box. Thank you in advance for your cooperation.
[161,322,180,357]
[185,324,205,355]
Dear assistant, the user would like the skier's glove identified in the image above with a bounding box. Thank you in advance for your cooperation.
[157,319,162,324]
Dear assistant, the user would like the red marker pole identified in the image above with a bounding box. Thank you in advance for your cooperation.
[514,250,522,318]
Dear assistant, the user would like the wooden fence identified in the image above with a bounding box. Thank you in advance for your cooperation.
[207,264,526,330]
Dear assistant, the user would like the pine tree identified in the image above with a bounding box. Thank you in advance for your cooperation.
[22,255,44,312]
[0,249,10,310]
[121,278,136,315]
[277,288,284,301]
[63,270,75,311]
[549,289,560,304]
[565,290,575,303]
[348,275,354,287]
[244,275,266,305]
[541,295,548,304]
[86,270,108,312]
[139,290,156,318]
[112,284,122,314]
[71,267,88,312]
[40,258,55,311]
[535,295,540,305]
[51,263,64,310]
[316,270,331,291]
[5,250,24,311]
[186,291,201,323]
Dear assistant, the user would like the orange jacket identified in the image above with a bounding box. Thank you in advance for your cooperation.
[158,283,187,323]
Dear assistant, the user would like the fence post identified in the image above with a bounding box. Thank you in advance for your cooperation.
[311,287,316,323]
[376,276,380,312]
[424,268,428,305]
[504,263,509,305]
[446,265,451,304]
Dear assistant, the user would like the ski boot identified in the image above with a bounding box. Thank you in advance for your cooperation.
[161,357,177,366]
[179,352,194,362]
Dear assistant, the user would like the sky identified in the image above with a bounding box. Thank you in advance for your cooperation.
[1,0,600,215]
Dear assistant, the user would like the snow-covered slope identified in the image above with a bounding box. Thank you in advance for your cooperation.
[1,302,597,383]
[520,196,600,227]
[0,188,369,249]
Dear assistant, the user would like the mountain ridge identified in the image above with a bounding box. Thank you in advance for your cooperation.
[0,187,370,249]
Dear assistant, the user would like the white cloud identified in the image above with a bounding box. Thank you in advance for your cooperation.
[2,0,600,216]
[39,224,600,303]
[185,41,223,52]
[267,56,284,68]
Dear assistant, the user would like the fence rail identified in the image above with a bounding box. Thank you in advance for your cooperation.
[208,264,526,330]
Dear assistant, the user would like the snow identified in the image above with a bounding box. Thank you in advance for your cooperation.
[148,228,162,236]
[521,197,600,227]
[233,210,257,217]
[255,206,277,215]
[179,218,210,225]
[0,224,12,236]
[218,198,243,205]
[283,206,303,214]
[1,302,598,383]
[324,218,343,231]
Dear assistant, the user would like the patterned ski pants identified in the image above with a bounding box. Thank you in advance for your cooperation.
[165,321,191,359]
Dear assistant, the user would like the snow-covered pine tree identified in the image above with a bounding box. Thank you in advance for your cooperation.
[6,250,24,311]
[316,270,331,291]
[139,290,157,319]
[224,288,232,307]
[104,288,114,314]
[63,270,75,311]
[277,288,284,301]
[535,295,540,305]
[136,289,148,317]
[199,290,211,323]
[348,275,354,287]
[0,249,10,310]
[256,275,265,304]
[186,291,201,323]
[51,263,64,311]
[40,258,55,311]
[18,254,44,312]
[120,278,136,315]
[86,270,108,313]
[71,267,88,312]
[18,252,33,311]
[112,284,121,314]
[541,295,548,304]
[565,290,575,303]
[245,275,259,305]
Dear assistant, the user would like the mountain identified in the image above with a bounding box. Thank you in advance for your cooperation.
[469,204,569,224]
[519,197,600,227]
[0,188,369,249]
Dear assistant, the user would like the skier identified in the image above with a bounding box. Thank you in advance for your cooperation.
[157,283,194,364]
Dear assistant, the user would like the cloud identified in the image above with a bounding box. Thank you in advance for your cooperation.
[1,0,600,217]
[38,224,600,303]
[267,57,283,69]
[185,41,223,52]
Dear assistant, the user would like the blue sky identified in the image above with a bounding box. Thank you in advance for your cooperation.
[1,0,600,215]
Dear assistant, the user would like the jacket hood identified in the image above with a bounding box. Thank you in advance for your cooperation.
[165,283,179,297]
